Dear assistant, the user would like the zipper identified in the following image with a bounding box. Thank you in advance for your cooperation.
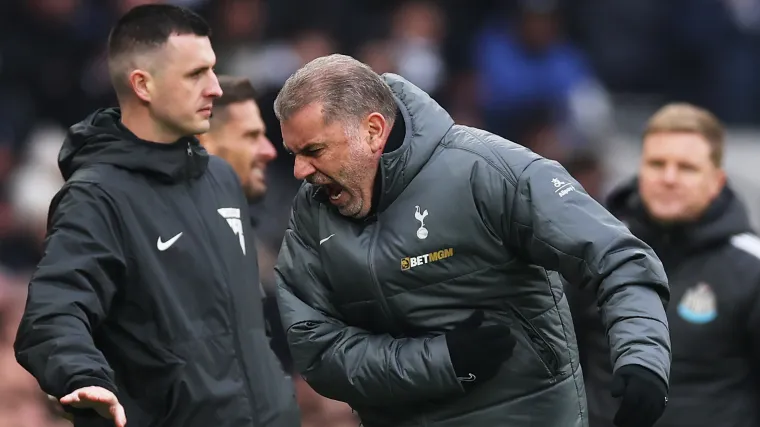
[365,165,403,335]
[367,215,402,335]
[183,183,259,423]
[506,303,560,382]
[367,217,429,427]
[186,142,193,181]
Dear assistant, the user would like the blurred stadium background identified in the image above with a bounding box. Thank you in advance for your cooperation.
[1,0,759,426]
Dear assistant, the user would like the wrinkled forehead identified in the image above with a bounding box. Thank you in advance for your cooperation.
[281,103,348,153]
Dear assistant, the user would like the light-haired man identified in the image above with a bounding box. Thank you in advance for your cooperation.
[272,54,672,427]
[569,103,760,427]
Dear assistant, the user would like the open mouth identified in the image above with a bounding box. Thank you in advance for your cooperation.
[325,183,344,201]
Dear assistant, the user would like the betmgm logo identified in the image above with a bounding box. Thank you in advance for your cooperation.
[401,248,454,271]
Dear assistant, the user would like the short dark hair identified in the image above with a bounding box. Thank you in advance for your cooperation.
[210,76,259,129]
[107,4,211,96]
[215,76,258,108]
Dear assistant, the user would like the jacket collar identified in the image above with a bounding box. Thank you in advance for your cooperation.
[373,73,454,213]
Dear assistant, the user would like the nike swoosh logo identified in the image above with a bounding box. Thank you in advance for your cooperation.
[319,234,335,245]
[457,373,477,382]
[157,232,183,251]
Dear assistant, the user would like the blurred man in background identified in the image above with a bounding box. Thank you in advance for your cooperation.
[568,103,760,427]
[197,74,304,426]
[198,75,356,427]
[199,75,277,202]
[197,75,285,367]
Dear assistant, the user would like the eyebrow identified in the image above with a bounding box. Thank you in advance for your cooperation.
[186,65,211,76]
[245,128,264,137]
[284,142,324,156]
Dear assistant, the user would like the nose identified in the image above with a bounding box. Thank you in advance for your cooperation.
[662,164,679,184]
[206,72,223,98]
[260,137,277,163]
[293,155,316,181]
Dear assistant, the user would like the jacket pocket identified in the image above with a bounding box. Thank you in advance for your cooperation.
[506,304,560,380]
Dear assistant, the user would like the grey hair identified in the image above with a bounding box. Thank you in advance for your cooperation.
[273,54,397,127]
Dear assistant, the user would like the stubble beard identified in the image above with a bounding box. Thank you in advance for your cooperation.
[338,142,375,218]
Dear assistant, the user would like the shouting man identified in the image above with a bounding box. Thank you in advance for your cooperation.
[272,54,672,427]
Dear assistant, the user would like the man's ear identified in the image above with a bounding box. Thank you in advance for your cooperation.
[366,112,388,153]
[129,69,154,103]
[711,167,727,198]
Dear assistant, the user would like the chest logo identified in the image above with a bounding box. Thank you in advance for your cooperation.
[157,232,183,251]
[677,282,717,324]
[415,206,429,239]
[401,248,454,271]
[218,208,246,255]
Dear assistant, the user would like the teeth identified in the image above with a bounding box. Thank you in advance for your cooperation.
[330,190,342,200]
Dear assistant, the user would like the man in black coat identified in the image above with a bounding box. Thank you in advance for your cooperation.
[568,103,760,427]
[14,5,299,427]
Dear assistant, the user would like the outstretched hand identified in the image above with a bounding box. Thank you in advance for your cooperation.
[59,386,127,427]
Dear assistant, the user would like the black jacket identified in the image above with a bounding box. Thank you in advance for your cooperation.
[567,179,760,427]
[14,109,300,427]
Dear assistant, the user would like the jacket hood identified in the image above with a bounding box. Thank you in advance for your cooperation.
[59,108,208,182]
[374,73,455,212]
[606,178,752,253]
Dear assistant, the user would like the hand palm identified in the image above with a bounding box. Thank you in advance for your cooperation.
[59,386,127,427]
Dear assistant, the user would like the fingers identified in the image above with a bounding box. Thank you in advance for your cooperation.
[57,386,125,425]
[60,386,118,409]
[112,403,128,427]
[613,399,635,427]
[610,373,627,398]
[459,310,485,329]
[60,391,80,405]
[493,334,517,352]
[83,388,118,404]
[479,324,511,336]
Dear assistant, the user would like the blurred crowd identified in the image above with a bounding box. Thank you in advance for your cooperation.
[1,0,760,426]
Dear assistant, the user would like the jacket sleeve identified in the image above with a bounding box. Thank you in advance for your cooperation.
[14,183,125,398]
[479,156,671,385]
[748,278,760,362]
[274,191,462,407]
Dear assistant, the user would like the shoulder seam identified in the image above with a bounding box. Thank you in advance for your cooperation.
[61,180,116,206]
[48,180,125,246]
[730,233,760,261]
[444,127,534,187]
